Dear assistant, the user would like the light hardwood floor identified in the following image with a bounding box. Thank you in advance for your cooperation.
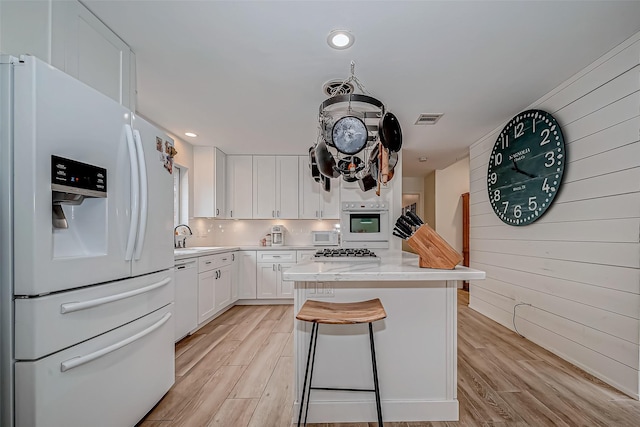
[139,292,640,426]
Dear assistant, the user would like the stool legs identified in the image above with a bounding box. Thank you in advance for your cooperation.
[298,322,319,427]
[369,323,383,426]
[297,322,384,427]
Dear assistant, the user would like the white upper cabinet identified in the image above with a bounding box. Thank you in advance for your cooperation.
[253,156,299,219]
[0,0,135,110]
[278,156,299,218]
[298,156,340,219]
[193,147,226,218]
[226,155,253,219]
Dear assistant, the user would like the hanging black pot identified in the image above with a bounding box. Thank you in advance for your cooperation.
[308,146,321,183]
[321,174,331,192]
[378,112,402,152]
[358,172,377,192]
[315,139,340,178]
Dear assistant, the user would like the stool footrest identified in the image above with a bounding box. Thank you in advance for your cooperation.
[310,386,376,393]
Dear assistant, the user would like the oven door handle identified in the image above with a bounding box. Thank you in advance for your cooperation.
[60,312,172,372]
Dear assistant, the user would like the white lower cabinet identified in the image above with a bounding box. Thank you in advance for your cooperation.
[237,251,257,299]
[256,263,278,298]
[277,262,296,298]
[231,252,239,301]
[256,262,295,299]
[197,253,234,325]
[256,250,297,299]
[198,269,216,323]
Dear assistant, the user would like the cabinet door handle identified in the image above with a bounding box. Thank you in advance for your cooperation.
[205,261,212,265]
[216,208,220,216]
[320,210,323,217]
[278,264,281,271]
[232,253,235,261]
[277,210,280,217]
[272,264,275,271]
[218,269,222,279]
[230,210,233,218]
[272,210,275,217]
[315,210,318,217]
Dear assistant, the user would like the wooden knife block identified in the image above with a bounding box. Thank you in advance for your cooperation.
[407,224,463,269]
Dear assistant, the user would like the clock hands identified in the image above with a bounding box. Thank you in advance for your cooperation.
[511,159,536,178]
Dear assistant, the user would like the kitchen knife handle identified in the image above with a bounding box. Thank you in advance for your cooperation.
[393,226,410,239]
[392,231,407,240]
[395,221,412,236]
[397,216,415,231]
[406,211,424,225]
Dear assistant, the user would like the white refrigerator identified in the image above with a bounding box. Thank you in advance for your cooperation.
[0,55,176,427]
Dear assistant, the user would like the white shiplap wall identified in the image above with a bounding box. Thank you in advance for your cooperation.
[468,32,640,399]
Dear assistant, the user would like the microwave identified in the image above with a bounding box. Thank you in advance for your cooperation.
[340,201,390,249]
[311,230,339,246]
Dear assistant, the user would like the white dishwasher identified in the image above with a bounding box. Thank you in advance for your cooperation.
[174,258,198,341]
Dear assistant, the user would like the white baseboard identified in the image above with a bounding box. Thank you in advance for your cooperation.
[292,399,458,423]
[235,299,293,305]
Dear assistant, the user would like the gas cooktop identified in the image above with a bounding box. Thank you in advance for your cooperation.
[313,248,380,262]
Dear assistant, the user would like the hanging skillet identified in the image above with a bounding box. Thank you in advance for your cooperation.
[308,146,321,183]
[315,139,340,178]
[378,112,402,152]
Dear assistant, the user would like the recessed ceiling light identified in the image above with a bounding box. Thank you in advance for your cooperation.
[419,157,428,162]
[327,30,354,50]
[184,132,197,137]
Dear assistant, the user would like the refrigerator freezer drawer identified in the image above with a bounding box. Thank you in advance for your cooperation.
[15,269,174,360]
[15,303,175,427]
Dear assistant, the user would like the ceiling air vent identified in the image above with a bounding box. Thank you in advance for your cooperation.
[323,80,354,97]
[415,113,443,125]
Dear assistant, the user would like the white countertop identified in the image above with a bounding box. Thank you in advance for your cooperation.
[282,250,485,282]
[173,245,330,260]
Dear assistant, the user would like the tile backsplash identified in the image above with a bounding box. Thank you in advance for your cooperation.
[186,218,339,247]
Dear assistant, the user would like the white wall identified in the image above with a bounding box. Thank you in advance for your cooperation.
[171,135,194,221]
[435,157,469,253]
[187,218,338,247]
[0,1,51,60]
[468,32,640,398]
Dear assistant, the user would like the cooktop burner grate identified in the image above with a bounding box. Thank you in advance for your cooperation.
[313,248,379,262]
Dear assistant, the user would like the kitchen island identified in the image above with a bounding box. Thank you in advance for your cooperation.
[283,250,485,424]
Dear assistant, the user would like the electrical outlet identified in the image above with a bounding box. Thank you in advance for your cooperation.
[325,283,334,296]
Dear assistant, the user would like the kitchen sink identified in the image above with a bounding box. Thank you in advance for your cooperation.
[173,249,201,255]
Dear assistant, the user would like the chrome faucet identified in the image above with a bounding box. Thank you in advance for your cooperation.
[174,224,193,248]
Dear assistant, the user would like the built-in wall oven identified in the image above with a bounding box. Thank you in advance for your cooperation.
[340,201,390,248]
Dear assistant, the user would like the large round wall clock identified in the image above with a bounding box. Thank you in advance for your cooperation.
[487,109,566,226]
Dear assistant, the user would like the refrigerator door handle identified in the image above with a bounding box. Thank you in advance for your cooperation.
[60,277,172,314]
[132,129,148,260]
[124,124,140,261]
[60,312,172,372]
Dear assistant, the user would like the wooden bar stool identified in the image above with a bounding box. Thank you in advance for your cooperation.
[296,298,387,426]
